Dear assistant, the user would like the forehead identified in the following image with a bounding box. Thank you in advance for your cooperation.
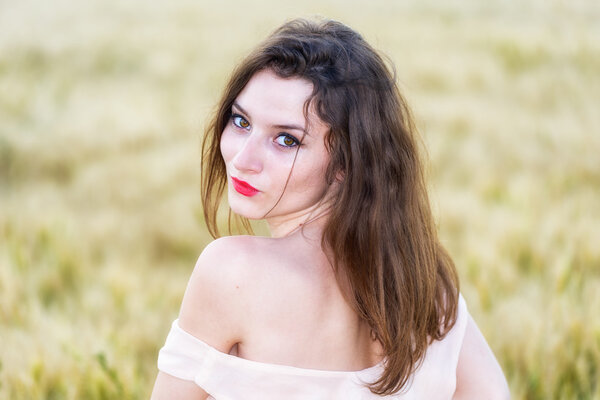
[235,70,314,125]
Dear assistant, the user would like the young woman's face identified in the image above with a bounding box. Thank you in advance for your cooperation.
[220,69,331,228]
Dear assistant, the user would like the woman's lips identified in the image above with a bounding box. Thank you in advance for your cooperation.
[231,177,259,197]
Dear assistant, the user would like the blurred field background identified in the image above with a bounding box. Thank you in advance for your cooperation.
[1,0,599,399]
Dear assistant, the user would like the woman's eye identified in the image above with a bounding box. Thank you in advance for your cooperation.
[232,115,250,129]
[275,134,300,148]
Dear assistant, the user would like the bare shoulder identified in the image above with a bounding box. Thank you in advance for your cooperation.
[189,235,262,283]
[196,235,313,299]
[453,315,510,400]
[177,235,265,352]
[178,234,324,351]
[152,236,267,400]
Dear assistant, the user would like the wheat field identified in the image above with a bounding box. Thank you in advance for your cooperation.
[1,0,599,399]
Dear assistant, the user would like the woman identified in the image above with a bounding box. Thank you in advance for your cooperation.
[151,18,509,399]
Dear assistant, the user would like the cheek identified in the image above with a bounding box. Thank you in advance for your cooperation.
[292,156,330,194]
[219,130,236,164]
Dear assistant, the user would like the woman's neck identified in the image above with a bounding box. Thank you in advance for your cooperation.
[266,210,329,238]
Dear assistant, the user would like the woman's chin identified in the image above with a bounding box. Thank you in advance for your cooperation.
[228,200,265,221]
[232,212,263,221]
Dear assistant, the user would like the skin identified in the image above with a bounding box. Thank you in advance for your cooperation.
[151,70,510,399]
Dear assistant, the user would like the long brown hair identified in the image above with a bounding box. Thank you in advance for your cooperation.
[201,18,459,395]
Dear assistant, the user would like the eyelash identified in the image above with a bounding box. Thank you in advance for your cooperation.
[275,133,300,148]
[231,114,250,130]
[230,113,301,149]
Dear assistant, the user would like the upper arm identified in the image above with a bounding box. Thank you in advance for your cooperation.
[453,315,510,400]
[151,238,249,400]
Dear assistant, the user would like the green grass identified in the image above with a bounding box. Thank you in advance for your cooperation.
[1,0,599,399]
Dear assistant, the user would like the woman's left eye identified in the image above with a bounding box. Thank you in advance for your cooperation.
[275,134,300,148]
[232,114,250,130]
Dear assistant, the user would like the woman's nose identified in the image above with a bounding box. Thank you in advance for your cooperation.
[232,133,263,174]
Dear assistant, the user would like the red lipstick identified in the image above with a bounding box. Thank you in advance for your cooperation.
[231,177,259,197]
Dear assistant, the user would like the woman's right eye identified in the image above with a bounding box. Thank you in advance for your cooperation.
[232,114,250,130]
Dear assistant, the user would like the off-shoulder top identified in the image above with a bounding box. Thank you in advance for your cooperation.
[157,295,468,399]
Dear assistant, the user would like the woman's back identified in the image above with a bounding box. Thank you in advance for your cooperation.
[156,231,471,399]
[183,231,383,373]
[156,242,470,399]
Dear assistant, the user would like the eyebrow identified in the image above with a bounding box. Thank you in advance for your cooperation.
[232,101,309,136]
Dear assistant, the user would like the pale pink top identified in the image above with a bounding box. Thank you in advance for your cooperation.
[157,295,468,399]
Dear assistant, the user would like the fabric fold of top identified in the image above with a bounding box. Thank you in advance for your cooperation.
[157,294,468,399]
